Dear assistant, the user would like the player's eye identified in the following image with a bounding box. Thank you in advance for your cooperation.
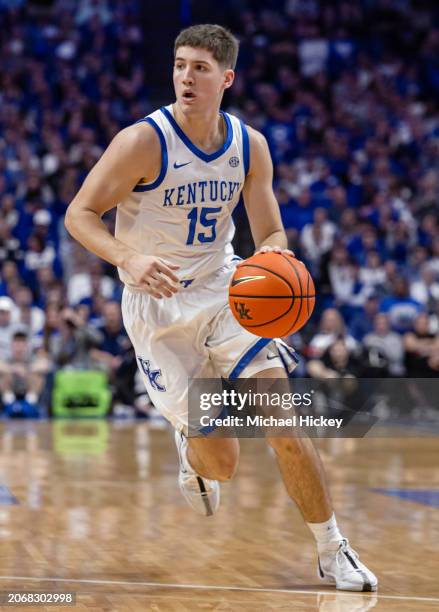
[196,65,206,71]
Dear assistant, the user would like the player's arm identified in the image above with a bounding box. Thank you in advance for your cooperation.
[65,124,179,298]
[242,127,294,255]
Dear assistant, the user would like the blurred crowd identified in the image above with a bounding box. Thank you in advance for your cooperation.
[0,0,150,416]
[0,0,438,417]
[227,0,439,383]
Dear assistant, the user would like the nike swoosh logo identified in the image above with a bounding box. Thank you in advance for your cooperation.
[231,275,266,287]
[267,354,278,360]
[174,161,192,169]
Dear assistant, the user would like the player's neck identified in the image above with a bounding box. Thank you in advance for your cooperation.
[172,103,225,153]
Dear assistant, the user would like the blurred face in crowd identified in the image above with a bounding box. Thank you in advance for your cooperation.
[313,207,327,226]
[11,334,29,362]
[420,266,437,286]
[45,303,60,329]
[411,246,428,267]
[366,251,381,269]
[374,314,390,335]
[421,214,437,235]
[331,246,349,265]
[297,189,312,207]
[329,340,349,367]
[364,297,379,316]
[2,260,18,282]
[0,308,11,328]
[0,218,10,239]
[173,46,234,117]
[103,302,122,330]
[414,313,430,336]
[16,286,33,308]
[392,277,409,298]
[340,209,357,230]
[362,228,377,249]
[37,266,55,287]
[320,309,344,334]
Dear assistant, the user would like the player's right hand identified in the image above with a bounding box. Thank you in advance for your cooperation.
[125,254,180,299]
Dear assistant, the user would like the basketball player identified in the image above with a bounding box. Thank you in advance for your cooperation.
[65,24,377,592]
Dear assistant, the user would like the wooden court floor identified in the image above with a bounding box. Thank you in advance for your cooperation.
[0,420,438,611]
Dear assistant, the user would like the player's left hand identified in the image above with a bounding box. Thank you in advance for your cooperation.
[255,245,295,256]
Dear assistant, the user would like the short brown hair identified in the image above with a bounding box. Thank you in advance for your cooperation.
[174,24,239,69]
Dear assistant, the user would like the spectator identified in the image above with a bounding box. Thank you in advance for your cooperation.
[349,295,380,341]
[10,286,45,335]
[404,313,439,377]
[90,301,136,408]
[308,338,363,379]
[0,296,15,360]
[0,217,24,266]
[363,313,405,376]
[359,251,386,295]
[67,258,115,305]
[410,266,439,312]
[24,234,56,272]
[300,207,336,275]
[0,329,50,417]
[327,245,354,305]
[380,276,423,334]
[308,308,358,358]
[49,307,102,370]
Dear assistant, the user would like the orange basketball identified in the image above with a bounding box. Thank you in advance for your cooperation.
[228,252,315,338]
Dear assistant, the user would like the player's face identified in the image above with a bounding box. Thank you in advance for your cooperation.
[173,46,234,114]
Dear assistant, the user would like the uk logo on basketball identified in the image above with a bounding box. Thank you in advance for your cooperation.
[234,301,252,320]
[229,156,240,167]
[138,357,166,392]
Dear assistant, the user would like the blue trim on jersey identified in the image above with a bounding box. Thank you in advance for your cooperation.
[199,404,229,436]
[160,106,233,163]
[229,338,272,380]
[239,120,250,175]
[133,117,168,192]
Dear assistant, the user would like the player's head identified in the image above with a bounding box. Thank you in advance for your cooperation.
[173,24,239,114]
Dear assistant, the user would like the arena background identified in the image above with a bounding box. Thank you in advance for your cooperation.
[1,0,439,419]
[0,1,438,610]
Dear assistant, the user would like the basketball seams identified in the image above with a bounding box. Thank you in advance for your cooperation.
[280,254,305,336]
[240,297,297,328]
[306,269,310,316]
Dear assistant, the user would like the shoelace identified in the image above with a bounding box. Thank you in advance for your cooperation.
[336,538,360,569]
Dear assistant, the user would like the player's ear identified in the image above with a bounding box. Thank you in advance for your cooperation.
[223,69,235,90]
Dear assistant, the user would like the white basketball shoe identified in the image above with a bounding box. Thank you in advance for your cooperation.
[175,431,220,516]
[318,539,378,592]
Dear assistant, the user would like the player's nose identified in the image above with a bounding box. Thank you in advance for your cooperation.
[182,69,195,84]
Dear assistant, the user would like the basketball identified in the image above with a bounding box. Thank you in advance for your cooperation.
[228,252,315,338]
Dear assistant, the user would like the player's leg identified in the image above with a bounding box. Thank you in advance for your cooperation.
[186,436,239,481]
[121,285,239,516]
[252,365,377,592]
[253,366,333,522]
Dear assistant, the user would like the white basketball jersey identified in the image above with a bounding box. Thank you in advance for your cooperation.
[115,104,249,287]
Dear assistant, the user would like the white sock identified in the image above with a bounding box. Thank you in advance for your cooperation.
[307,513,343,553]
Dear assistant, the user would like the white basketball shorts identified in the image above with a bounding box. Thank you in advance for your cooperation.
[121,259,298,433]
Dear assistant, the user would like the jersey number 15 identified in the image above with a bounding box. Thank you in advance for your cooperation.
[186,206,221,245]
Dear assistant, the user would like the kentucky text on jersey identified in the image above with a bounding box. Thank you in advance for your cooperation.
[163,180,242,207]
